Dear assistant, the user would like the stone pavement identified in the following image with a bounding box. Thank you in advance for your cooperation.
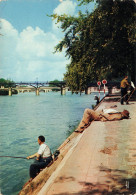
[38,98,136,195]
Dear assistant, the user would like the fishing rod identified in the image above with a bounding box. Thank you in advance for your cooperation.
[126,81,136,103]
[0,155,27,159]
[118,91,130,102]
[118,81,135,102]
[1,138,71,160]
[126,87,136,103]
[0,140,71,160]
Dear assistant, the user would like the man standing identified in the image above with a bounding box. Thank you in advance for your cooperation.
[120,76,130,105]
[27,135,52,179]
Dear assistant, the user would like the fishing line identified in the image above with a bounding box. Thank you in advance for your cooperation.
[0,155,27,159]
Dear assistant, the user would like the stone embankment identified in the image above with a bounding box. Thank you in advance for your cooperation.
[19,95,136,195]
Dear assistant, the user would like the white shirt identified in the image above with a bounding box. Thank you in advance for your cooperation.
[103,109,118,114]
[38,143,51,158]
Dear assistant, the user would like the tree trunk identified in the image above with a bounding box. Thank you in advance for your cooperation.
[131,62,136,85]
[85,87,88,94]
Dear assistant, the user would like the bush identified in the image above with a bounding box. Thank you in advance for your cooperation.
[0,90,8,95]
[0,89,18,95]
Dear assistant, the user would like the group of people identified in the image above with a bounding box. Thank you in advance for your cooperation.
[27,75,132,181]
[94,75,133,105]
[74,75,132,133]
[27,108,130,179]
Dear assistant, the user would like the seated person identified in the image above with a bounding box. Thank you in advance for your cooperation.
[75,108,129,133]
[94,95,100,105]
[27,135,53,179]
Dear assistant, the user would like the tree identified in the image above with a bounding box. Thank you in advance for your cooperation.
[51,0,136,91]
[0,78,15,88]
[49,79,64,87]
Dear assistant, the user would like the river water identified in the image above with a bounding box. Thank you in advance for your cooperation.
[0,91,103,195]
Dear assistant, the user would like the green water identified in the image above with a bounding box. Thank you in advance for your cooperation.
[0,91,103,195]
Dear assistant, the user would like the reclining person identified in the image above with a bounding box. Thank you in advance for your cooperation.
[75,108,129,133]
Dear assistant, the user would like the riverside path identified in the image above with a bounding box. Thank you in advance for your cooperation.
[38,96,136,195]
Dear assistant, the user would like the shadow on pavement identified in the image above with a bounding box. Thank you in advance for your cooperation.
[54,167,136,195]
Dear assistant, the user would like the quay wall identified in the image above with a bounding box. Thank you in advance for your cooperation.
[19,96,106,195]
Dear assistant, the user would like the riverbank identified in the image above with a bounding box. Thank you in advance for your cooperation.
[0,92,99,195]
[19,95,136,194]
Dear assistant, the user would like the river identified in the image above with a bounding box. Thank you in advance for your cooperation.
[0,91,104,195]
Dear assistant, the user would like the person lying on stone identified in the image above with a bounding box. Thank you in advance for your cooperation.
[75,108,129,133]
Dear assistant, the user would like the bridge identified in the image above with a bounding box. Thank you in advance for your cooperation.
[0,81,122,96]
[15,86,60,93]
[0,81,67,96]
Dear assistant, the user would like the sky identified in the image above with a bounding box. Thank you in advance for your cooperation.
[0,0,95,82]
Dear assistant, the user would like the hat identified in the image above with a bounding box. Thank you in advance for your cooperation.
[121,110,130,118]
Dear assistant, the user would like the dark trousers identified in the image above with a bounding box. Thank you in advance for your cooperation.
[121,87,128,104]
[29,156,53,178]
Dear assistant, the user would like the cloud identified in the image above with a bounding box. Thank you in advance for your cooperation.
[52,0,77,31]
[0,19,70,81]
[0,1,77,81]
[54,0,77,15]
[17,26,59,59]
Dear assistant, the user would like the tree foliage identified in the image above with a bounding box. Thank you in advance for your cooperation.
[0,78,15,88]
[51,0,136,92]
[49,79,65,87]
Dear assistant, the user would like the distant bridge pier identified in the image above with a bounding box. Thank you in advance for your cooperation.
[36,88,40,96]
[61,87,66,95]
[8,87,12,96]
